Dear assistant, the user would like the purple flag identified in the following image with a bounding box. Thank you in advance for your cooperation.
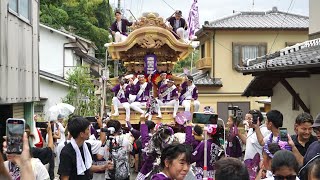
[187,0,200,40]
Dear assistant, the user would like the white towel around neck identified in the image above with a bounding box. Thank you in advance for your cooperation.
[70,138,92,175]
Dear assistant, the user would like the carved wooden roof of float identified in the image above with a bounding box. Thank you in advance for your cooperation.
[107,12,193,62]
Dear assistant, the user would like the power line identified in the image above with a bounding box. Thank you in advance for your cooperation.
[268,0,295,54]
[160,0,175,11]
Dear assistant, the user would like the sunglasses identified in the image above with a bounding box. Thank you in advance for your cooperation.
[273,175,296,180]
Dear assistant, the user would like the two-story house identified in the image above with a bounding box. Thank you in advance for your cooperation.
[240,0,320,134]
[0,0,39,150]
[194,7,309,121]
[37,24,103,119]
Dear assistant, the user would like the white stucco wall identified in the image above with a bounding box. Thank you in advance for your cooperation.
[271,74,320,134]
[39,27,70,77]
[309,0,320,35]
[39,78,69,115]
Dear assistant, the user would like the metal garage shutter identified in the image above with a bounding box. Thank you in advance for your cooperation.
[13,103,24,118]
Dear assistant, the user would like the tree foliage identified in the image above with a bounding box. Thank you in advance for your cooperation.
[173,50,199,74]
[63,66,99,116]
[40,0,114,59]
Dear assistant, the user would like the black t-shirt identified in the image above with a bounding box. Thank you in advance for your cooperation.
[58,142,92,180]
[31,147,53,165]
[291,134,317,156]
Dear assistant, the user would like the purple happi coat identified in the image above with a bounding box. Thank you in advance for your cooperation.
[132,82,152,102]
[111,84,130,103]
[185,126,220,171]
[185,126,201,149]
[151,173,171,180]
[158,84,178,103]
[139,123,156,176]
[179,83,198,104]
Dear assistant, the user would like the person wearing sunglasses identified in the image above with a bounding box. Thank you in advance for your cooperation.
[263,150,300,180]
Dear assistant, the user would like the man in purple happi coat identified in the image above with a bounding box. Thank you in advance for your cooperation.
[157,73,168,91]
[110,10,133,42]
[179,75,200,112]
[156,79,179,118]
[130,74,153,117]
[111,76,131,121]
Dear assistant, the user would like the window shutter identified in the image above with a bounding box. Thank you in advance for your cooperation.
[232,43,240,69]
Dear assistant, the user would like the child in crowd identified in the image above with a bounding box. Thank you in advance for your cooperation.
[151,143,192,180]
[226,115,242,158]
[264,150,300,180]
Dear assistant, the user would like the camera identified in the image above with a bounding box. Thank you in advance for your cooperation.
[228,106,243,122]
[100,127,116,136]
[251,111,260,124]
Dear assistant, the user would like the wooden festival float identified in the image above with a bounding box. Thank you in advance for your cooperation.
[107,12,193,124]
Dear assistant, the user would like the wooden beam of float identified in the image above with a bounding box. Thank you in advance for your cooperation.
[107,13,193,62]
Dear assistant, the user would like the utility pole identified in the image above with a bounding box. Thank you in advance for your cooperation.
[114,0,121,77]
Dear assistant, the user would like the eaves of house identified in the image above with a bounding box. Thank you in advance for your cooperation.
[196,7,309,37]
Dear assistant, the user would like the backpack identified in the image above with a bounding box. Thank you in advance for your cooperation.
[109,136,130,180]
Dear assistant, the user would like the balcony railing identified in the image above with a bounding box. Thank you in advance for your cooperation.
[195,57,212,70]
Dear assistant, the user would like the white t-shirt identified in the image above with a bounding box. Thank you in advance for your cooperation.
[244,125,271,160]
[263,133,279,145]
[56,122,66,144]
[5,158,50,180]
[174,132,186,144]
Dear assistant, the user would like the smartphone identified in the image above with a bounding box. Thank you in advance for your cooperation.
[252,112,260,124]
[192,112,218,124]
[86,116,97,123]
[6,118,25,154]
[36,122,48,129]
[279,127,288,142]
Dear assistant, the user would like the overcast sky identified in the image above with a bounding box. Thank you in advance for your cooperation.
[112,0,309,25]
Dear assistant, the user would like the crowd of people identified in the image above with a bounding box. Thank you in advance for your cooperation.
[1,72,320,180]
[0,106,320,180]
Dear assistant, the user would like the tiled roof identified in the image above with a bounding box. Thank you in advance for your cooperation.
[241,38,320,97]
[240,38,320,73]
[194,73,222,86]
[208,7,308,29]
[177,69,223,86]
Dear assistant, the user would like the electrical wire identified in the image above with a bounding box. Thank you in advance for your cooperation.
[268,0,295,54]
[160,0,175,11]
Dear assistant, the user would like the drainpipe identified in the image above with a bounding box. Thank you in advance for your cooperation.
[212,30,216,78]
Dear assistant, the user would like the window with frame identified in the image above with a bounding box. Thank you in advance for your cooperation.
[8,0,30,21]
[232,42,267,69]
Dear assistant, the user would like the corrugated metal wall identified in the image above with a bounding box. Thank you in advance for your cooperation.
[0,0,39,104]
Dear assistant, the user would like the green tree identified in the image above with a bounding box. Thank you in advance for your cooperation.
[173,50,199,74]
[63,66,99,116]
[40,0,114,59]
